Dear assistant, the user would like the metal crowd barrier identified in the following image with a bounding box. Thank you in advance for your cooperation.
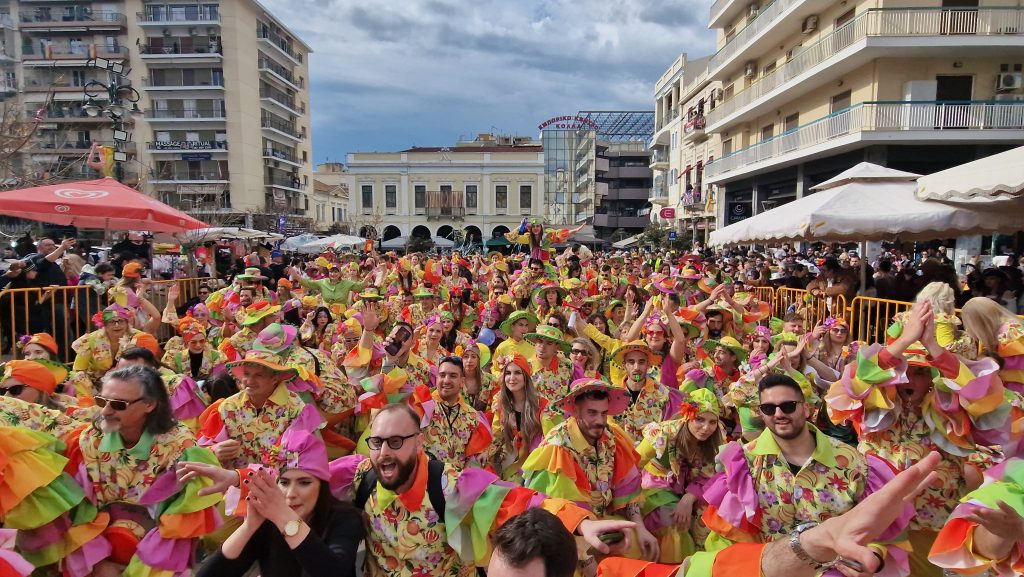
[847,296,914,344]
[0,277,211,361]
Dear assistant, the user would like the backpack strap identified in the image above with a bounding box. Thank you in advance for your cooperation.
[353,459,447,518]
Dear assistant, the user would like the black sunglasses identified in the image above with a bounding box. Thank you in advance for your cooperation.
[95,396,145,411]
[367,433,417,451]
[2,384,27,396]
[570,348,589,356]
[759,401,804,415]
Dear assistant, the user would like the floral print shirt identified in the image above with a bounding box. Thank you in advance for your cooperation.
[615,378,683,443]
[530,355,575,407]
[218,327,256,362]
[0,395,84,438]
[536,419,619,516]
[70,328,149,382]
[280,344,355,415]
[78,423,196,507]
[352,454,473,577]
[422,390,489,470]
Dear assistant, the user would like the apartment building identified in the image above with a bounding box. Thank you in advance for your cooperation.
[700,0,1024,227]
[345,134,545,246]
[4,0,313,233]
[651,54,722,243]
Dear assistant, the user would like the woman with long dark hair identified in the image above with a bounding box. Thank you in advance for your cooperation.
[637,389,723,563]
[299,306,335,350]
[487,353,553,482]
[188,430,363,577]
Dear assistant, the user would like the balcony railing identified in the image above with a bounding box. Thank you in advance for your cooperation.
[426,190,466,218]
[650,149,669,164]
[706,101,1024,179]
[257,29,302,62]
[22,44,127,59]
[684,115,706,133]
[137,9,219,23]
[655,109,679,130]
[709,0,734,24]
[707,8,1024,128]
[266,176,305,190]
[260,86,301,112]
[709,0,791,72]
[153,171,226,181]
[149,140,227,151]
[21,10,125,24]
[264,148,300,163]
[258,57,297,85]
[145,108,225,120]
[144,76,224,88]
[28,140,135,153]
[140,43,222,56]
[261,117,303,138]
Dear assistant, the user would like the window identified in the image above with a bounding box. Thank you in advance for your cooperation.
[385,184,396,209]
[831,90,852,113]
[465,184,477,209]
[495,185,507,210]
[761,124,774,142]
[361,184,372,208]
[72,70,86,87]
[414,185,426,209]
[784,113,799,132]
[722,139,733,156]
[835,8,855,28]
[519,185,532,211]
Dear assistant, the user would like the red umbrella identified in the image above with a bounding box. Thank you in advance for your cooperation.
[0,178,207,233]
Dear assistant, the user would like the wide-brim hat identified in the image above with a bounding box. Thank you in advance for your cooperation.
[525,324,571,354]
[357,287,383,300]
[610,340,660,367]
[252,323,298,355]
[227,349,298,381]
[500,310,539,336]
[697,274,734,294]
[652,277,678,295]
[241,301,282,326]
[533,283,568,300]
[555,378,630,417]
[413,287,435,298]
[236,267,268,281]
[703,336,749,362]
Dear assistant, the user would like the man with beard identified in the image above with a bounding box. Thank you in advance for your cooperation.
[335,403,635,577]
[522,379,661,563]
[700,374,913,575]
[609,341,684,442]
[0,366,220,576]
[420,356,491,469]
[344,307,434,388]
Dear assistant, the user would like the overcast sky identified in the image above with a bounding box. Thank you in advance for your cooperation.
[260,0,716,162]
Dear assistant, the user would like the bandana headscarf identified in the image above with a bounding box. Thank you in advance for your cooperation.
[188,303,210,318]
[339,317,363,338]
[678,388,721,420]
[495,353,531,378]
[93,303,130,328]
[2,360,61,394]
[18,333,59,356]
[178,319,206,343]
[262,429,330,481]
[752,325,772,341]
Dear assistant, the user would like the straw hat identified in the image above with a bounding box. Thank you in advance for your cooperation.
[236,267,268,281]
[555,378,630,417]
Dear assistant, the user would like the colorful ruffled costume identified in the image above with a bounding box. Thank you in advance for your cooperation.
[421,388,493,470]
[699,424,912,577]
[888,310,978,360]
[330,453,594,576]
[994,321,1024,394]
[930,457,1024,576]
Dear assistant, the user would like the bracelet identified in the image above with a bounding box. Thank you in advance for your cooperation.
[789,523,839,571]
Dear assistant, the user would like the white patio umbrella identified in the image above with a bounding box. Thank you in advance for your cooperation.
[709,162,1024,246]
[297,234,366,253]
[916,146,1024,201]
[280,234,321,251]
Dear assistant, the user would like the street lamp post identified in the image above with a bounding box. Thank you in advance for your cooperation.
[81,58,141,182]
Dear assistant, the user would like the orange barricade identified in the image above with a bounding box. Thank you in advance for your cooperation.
[750,287,776,313]
[772,288,847,331]
[1,277,209,362]
[848,296,913,345]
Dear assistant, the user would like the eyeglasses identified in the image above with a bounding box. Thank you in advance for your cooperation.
[366,433,417,451]
[95,396,145,411]
[105,319,128,326]
[2,384,27,396]
[570,349,590,356]
[530,267,543,273]
[758,401,804,415]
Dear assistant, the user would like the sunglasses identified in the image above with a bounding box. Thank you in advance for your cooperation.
[530,268,543,273]
[758,400,804,415]
[95,396,145,411]
[2,384,27,396]
[367,433,417,451]
[570,348,590,356]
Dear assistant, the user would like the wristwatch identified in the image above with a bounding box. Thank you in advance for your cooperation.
[283,518,302,537]
[789,523,838,571]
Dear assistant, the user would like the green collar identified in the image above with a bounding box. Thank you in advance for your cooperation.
[99,429,155,459]
[749,423,837,468]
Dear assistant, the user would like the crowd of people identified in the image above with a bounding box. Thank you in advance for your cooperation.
[0,219,1022,577]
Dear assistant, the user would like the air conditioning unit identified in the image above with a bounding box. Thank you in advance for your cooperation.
[712,87,724,101]
[802,15,819,33]
[996,72,1022,92]
[744,62,757,78]
[747,3,759,17]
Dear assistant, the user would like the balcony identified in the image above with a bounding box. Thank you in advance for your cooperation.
[143,76,224,91]
[707,0,820,79]
[139,43,223,63]
[21,44,128,65]
[34,105,132,123]
[148,140,227,152]
[261,117,304,141]
[257,29,302,65]
[706,7,1024,132]
[145,108,225,121]
[426,190,466,219]
[260,86,303,116]
[593,214,649,229]
[263,147,303,167]
[136,9,219,25]
[266,176,306,192]
[706,100,1024,183]
[25,140,136,155]
[649,148,669,169]
[651,109,679,146]
[151,171,227,184]
[19,10,125,31]
[650,176,669,202]
[258,57,301,91]
[683,115,707,142]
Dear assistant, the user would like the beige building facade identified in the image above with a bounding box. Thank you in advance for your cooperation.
[3,0,313,232]
[345,134,545,246]
[311,161,351,232]
[699,0,1024,227]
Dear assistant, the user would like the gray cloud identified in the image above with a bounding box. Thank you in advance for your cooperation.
[260,0,716,161]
